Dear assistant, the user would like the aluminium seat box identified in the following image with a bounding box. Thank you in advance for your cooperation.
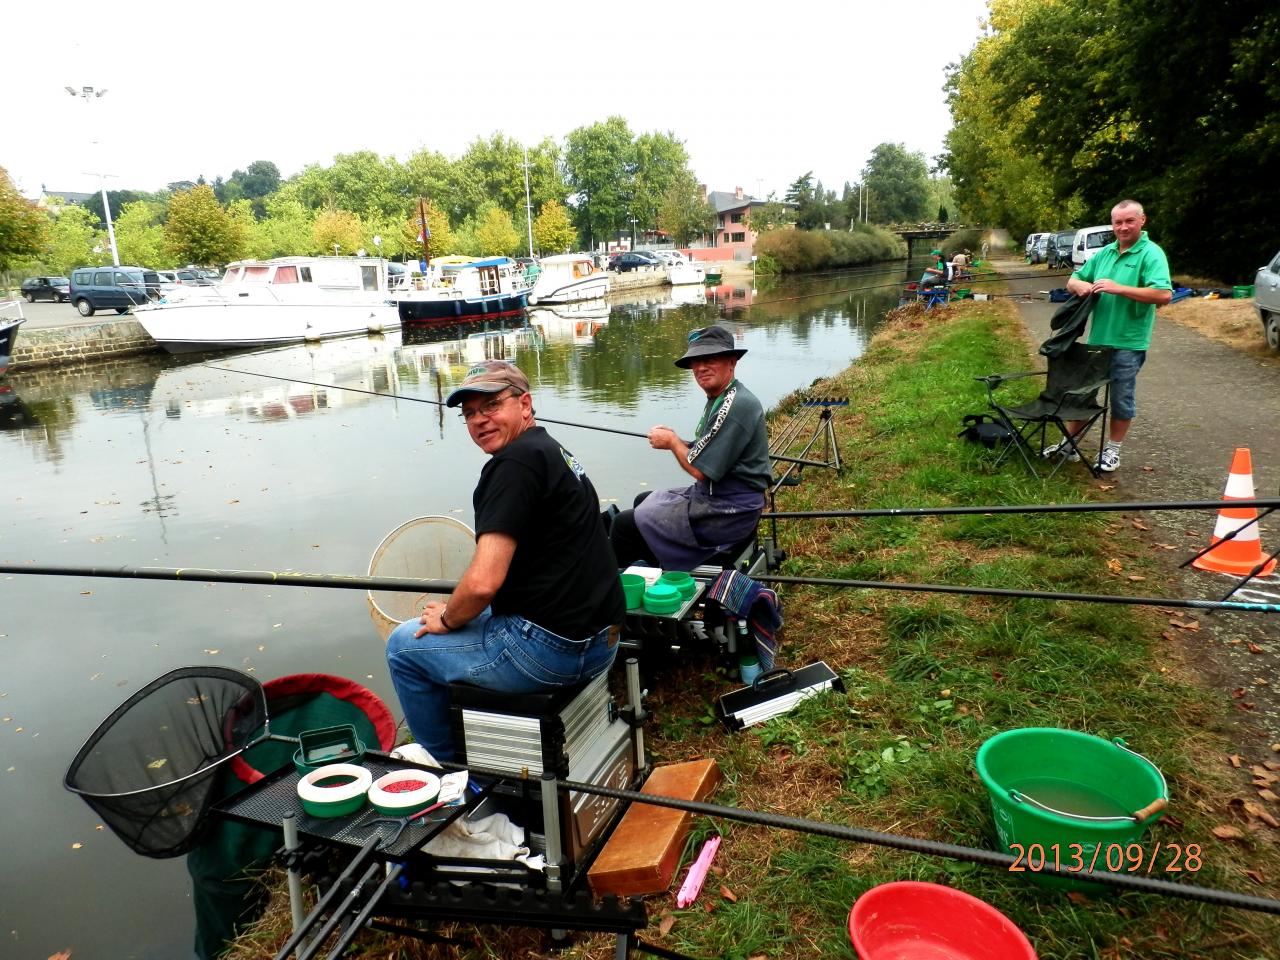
[448,672,635,877]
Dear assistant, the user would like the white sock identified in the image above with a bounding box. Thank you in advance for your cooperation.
[1105,440,1122,452]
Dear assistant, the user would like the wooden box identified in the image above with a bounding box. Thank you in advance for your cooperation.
[587,758,721,897]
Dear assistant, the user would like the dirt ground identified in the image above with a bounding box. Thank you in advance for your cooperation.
[1160,296,1278,363]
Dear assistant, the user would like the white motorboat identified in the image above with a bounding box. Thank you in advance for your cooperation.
[668,258,706,286]
[528,254,611,304]
[131,256,401,354]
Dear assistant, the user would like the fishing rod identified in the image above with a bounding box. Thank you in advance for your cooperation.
[550,774,1280,916]
[763,498,1280,519]
[732,270,1070,312]
[0,563,457,594]
[206,366,831,469]
[758,573,1280,613]
[5,562,1276,614]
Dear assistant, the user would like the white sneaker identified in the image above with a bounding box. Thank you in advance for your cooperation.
[1042,438,1080,462]
[1096,447,1121,472]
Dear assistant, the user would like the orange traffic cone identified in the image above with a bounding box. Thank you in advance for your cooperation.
[1192,448,1277,577]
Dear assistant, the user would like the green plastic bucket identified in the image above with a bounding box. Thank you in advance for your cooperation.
[1234,284,1254,299]
[976,728,1167,890]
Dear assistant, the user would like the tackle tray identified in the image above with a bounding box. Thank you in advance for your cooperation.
[213,750,479,860]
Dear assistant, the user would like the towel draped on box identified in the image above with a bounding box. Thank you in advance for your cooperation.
[707,569,782,671]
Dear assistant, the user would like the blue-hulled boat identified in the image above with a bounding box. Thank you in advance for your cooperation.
[1,304,26,375]
[395,257,530,325]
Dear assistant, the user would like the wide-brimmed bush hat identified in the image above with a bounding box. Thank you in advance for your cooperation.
[674,325,747,368]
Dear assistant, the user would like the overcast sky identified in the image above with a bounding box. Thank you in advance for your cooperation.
[4,0,989,202]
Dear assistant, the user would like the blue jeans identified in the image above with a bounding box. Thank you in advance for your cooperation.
[385,610,616,762]
[1108,349,1146,420]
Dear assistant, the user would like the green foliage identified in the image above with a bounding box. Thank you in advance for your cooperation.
[0,167,51,270]
[532,199,576,255]
[311,208,362,256]
[862,142,931,223]
[254,194,314,259]
[113,200,169,267]
[630,131,691,231]
[400,200,452,260]
[745,198,794,235]
[656,171,715,248]
[46,204,106,273]
[944,0,1280,279]
[753,224,905,272]
[563,116,636,247]
[165,185,246,265]
[471,204,520,257]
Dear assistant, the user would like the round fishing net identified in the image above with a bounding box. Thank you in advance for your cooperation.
[367,515,475,641]
[63,666,268,858]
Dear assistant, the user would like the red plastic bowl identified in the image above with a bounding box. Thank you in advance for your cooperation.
[849,881,1037,960]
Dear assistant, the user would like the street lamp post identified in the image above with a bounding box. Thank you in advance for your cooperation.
[65,85,119,266]
[629,215,639,252]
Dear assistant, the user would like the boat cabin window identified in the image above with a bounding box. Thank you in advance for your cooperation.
[477,266,500,295]
[300,266,312,283]
[273,265,299,284]
[361,265,379,290]
[221,267,242,284]
[573,260,592,278]
[243,266,270,282]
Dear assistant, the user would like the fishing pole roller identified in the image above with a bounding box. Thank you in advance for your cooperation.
[296,763,372,818]
[367,770,441,816]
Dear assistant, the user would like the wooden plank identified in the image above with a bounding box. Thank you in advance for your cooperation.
[587,758,721,897]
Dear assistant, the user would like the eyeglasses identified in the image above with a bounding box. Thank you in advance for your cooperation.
[459,391,517,422]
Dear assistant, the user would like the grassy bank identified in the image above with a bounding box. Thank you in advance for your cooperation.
[228,300,1278,959]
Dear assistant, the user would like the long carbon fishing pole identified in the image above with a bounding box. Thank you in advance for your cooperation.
[734,269,1071,312]
[759,573,1280,613]
[4,563,1277,613]
[206,365,830,469]
[763,498,1280,519]
[545,774,1280,916]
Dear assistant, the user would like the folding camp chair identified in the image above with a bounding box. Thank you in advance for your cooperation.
[976,342,1113,478]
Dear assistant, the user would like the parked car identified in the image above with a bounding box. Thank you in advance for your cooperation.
[650,250,687,266]
[1255,249,1280,351]
[20,276,71,303]
[69,266,152,316]
[1024,232,1052,257]
[148,271,181,299]
[609,251,661,272]
[1030,234,1053,264]
[175,267,217,286]
[1070,226,1116,268]
[1049,231,1076,269]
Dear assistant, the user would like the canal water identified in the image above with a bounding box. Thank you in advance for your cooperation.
[0,267,904,958]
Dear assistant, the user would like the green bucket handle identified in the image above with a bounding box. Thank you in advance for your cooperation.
[1007,738,1169,824]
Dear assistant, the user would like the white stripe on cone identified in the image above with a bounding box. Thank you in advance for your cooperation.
[1223,472,1256,499]
[1211,515,1262,542]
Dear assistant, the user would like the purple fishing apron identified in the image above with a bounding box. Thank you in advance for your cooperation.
[634,476,764,571]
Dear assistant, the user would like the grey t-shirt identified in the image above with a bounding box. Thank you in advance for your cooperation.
[686,380,771,492]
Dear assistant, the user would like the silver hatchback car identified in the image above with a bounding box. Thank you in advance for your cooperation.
[1256,249,1280,351]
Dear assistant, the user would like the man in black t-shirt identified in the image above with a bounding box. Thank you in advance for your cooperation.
[385,360,624,761]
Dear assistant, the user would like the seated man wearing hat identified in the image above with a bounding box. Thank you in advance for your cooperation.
[609,324,771,571]
[385,360,624,762]
[919,249,952,289]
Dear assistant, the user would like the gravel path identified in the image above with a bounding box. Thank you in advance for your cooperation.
[1001,263,1280,754]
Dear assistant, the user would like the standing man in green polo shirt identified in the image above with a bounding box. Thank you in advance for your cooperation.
[1062,199,1172,472]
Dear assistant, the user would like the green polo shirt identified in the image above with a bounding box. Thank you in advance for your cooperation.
[1072,231,1171,350]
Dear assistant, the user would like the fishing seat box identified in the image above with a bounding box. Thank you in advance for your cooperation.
[448,672,634,881]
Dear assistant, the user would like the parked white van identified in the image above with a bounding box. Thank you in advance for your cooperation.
[1071,226,1116,268]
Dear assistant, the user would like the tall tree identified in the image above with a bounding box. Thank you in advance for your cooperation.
[0,166,49,270]
[165,185,246,265]
[398,200,453,262]
[113,200,168,267]
[630,132,691,235]
[656,173,715,247]
[563,117,636,249]
[44,203,103,273]
[532,199,576,255]
[311,208,363,256]
[471,204,520,257]
[861,143,930,223]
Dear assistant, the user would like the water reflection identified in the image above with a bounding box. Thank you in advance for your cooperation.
[0,265,905,959]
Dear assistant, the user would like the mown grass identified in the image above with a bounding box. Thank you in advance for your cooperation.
[226,299,1278,960]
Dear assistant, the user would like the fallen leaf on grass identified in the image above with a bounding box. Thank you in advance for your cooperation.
[1127,575,1146,582]
[1229,755,1243,768]
[1245,869,1267,885]
[1248,643,1264,654]
[1258,790,1280,805]
[70,842,83,850]
[1131,519,1149,530]
[1251,766,1277,783]
[720,885,738,903]
[1065,891,1091,905]
[46,951,72,960]
[1141,465,1154,472]
[658,914,676,937]
[1265,761,1280,772]
[1160,630,1177,642]
[1212,824,1246,840]
[1242,801,1279,828]
[1097,483,1116,492]
[1107,558,1123,573]
[1153,543,1177,551]
[1273,743,1280,753]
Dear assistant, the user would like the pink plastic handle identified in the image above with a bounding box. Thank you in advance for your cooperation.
[676,836,722,908]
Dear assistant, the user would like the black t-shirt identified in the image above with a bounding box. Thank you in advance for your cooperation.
[474,425,625,639]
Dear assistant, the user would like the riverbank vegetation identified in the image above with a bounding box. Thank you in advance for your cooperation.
[223,299,1278,959]
[944,0,1278,281]
[753,223,906,274]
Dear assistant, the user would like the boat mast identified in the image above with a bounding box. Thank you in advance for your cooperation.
[417,198,432,274]
[522,146,535,258]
